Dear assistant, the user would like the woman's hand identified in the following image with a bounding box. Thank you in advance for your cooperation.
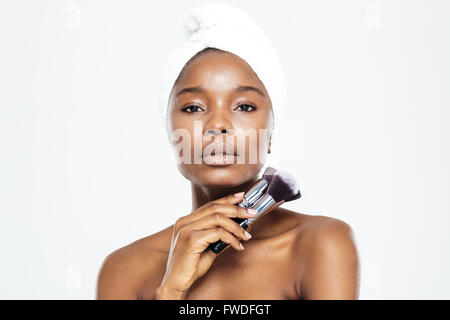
[156,192,257,299]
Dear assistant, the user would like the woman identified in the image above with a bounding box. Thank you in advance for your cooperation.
[96,3,360,300]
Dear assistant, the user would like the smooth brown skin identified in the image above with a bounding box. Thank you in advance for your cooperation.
[96,50,360,300]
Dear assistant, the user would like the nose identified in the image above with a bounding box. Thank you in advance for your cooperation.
[205,128,228,135]
[203,108,233,136]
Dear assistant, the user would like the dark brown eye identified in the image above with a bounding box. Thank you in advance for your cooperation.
[235,104,256,112]
[181,105,204,113]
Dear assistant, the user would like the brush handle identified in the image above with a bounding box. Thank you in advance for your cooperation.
[205,217,249,254]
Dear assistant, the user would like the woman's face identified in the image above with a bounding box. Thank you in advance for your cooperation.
[167,50,274,187]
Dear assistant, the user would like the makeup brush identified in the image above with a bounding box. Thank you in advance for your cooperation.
[204,167,277,254]
[245,171,300,225]
[206,171,301,255]
[237,166,277,208]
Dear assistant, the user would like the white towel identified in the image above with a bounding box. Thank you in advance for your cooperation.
[157,1,287,169]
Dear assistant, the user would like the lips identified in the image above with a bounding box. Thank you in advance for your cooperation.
[202,142,238,158]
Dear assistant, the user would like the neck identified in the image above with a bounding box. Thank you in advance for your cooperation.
[191,177,259,211]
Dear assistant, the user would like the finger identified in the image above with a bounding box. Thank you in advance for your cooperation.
[194,192,244,213]
[211,192,246,205]
[205,203,257,220]
[187,213,252,242]
[176,202,256,233]
[192,227,244,252]
[174,193,251,235]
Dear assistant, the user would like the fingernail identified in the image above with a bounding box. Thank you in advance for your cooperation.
[244,231,252,239]
[239,243,245,250]
[234,192,245,198]
[247,209,257,215]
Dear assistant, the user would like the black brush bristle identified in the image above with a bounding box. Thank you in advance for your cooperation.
[266,171,299,202]
[285,190,301,202]
[262,166,277,183]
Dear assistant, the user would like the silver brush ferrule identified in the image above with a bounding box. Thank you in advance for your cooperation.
[245,193,277,226]
[238,179,269,208]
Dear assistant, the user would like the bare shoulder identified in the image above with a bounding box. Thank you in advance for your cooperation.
[267,207,355,240]
[96,225,172,300]
[293,212,356,244]
[285,209,358,264]
[286,210,360,299]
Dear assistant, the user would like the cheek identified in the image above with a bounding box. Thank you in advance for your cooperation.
[235,110,273,149]
[232,107,274,132]
[168,112,195,143]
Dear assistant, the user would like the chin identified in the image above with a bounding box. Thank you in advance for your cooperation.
[179,163,262,187]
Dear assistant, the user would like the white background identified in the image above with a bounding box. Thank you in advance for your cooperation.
[1,0,449,299]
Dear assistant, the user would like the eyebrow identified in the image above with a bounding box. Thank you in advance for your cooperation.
[175,85,266,99]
